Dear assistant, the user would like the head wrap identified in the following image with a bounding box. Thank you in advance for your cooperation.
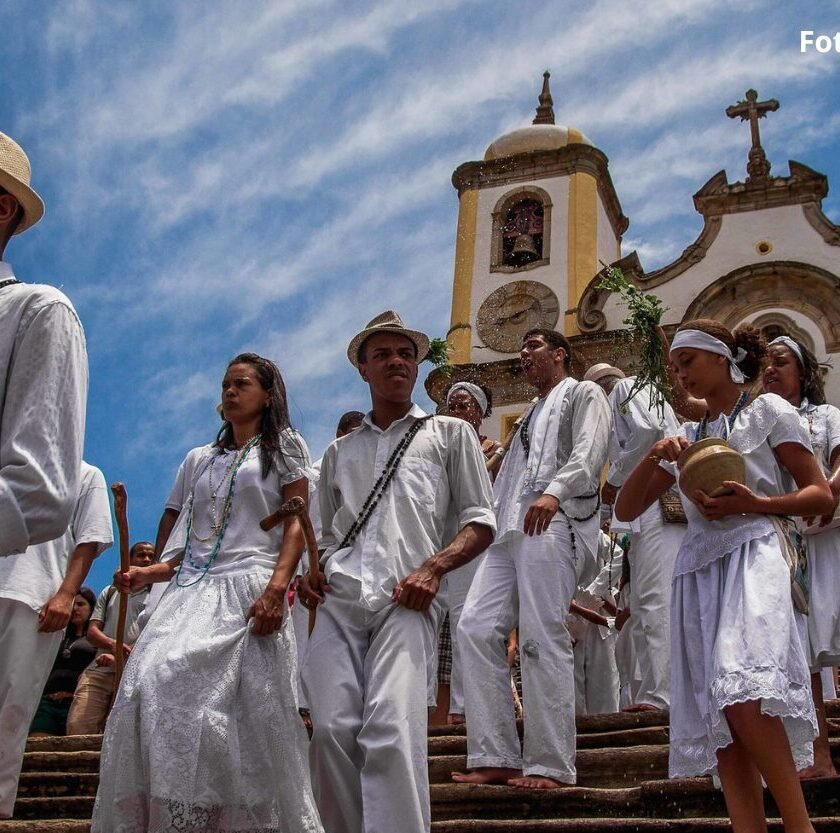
[446,382,489,416]
[670,329,747,384]
[768,336,805,368]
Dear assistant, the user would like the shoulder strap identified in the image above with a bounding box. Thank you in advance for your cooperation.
[337,416,432,551]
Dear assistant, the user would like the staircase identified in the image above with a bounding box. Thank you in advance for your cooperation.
[4,703,839,832]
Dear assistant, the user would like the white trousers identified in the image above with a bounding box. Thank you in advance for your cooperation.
[459,521,591,782]
[441,556,481,715]
[302,574,438,833]
[614,613,641,709]
[291,594,309,710]
[573,621,619,715]
[626,503,683,708]
[0,600,62,817]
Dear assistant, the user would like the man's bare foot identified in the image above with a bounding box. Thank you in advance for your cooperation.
[447,713,466,726]
[798,761,838,779]
[451,767,521,784]
[508,775,565,789]
[621,703,661,712]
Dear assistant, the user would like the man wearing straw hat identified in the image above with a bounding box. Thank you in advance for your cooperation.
[298,311,496,833]
[584,362,685,711]
[0,130,89,817]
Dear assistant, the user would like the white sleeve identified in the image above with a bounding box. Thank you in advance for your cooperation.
[0,301,88,555]
[70,466,114,557]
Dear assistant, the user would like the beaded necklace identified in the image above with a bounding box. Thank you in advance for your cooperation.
[338,417,430,550]
[694,391,749,442]
[207,451,242,534]
[0,278,20,290]
[175,435,261,587]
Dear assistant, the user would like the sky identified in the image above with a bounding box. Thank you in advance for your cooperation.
[2,0,839,592]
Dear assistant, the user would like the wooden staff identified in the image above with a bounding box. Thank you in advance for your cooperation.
[260,496,320,634]
[110,483,130,692]
[485,397,538,476]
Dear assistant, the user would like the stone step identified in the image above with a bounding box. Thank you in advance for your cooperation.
[15,774,98,799]
[429,776,840,821]
[24,737,101,755]
[8,798,94,822]
[19,753,99,774]
[0,824,90,833]
[430,819,840,832]
[430,745,669,787]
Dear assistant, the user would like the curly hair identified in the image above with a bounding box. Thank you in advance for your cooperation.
[215,353,303,478]
[677,319,767,382]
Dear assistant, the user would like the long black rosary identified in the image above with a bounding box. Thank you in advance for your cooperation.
[0,278,20,290]
[338,417,431,550]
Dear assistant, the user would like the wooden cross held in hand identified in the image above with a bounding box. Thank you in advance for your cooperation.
[110,483,131,694]
[725,89,779,182]
[260,496,320,634]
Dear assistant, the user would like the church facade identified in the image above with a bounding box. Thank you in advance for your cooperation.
[427,76,840,437]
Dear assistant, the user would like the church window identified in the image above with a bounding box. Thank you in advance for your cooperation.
[491,187,552,273]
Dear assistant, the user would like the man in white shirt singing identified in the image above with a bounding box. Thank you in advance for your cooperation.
[454,329,610,789]
[298,311,496,833]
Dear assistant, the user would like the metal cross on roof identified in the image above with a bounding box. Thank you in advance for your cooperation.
[725,89,779,183]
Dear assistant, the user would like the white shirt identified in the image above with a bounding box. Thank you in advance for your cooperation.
[0,263,88,556]
[319,404,496,611]
[796,399,840,476]
[607,377,680,488]
[585,530,625,601]
[161,430,310,577]
[87,584,149,674]
[164,443,215,513]
[0,461,113,611]
[494,378,611,544]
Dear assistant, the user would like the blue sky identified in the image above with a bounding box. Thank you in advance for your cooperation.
[2,0,839,592]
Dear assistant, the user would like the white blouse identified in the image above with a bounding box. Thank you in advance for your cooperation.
[163,430,310,578]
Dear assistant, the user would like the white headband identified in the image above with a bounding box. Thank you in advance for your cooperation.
[446,382,488,416]
[768,336,805,367]
[670,329,747,384]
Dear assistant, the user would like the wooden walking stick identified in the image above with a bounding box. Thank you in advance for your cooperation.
[110,482,131,692]
[260,496,320,634]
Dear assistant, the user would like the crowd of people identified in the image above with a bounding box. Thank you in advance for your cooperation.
[1,127,839,833]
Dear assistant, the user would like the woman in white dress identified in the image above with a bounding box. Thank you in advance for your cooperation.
[92,353,323,833]
[763,335,840,778]
[615,320,833,833]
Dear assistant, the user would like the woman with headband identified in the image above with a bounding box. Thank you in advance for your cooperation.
[439,381,501,725]
[763,334,840,778]
[445,382,502,468]
[615,319,833,833]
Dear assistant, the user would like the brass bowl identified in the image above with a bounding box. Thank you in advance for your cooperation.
[677,437,746,499]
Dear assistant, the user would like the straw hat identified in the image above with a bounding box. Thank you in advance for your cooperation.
[0,132,44,234]
[347,310,430,368]
[583,363,625,384]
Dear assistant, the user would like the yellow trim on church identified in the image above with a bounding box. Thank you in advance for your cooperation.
[565,171,598,336]
[448,188,479,363]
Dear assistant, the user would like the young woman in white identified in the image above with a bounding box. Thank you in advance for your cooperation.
[92,353,323,833]
[615,320,833,833]
[763,335,840,778]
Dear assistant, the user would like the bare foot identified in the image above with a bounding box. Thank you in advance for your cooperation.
[621,703,661,712]
[798,761,838,779]
[508,775,565,789]
[447,713,466,726]
[451,767,521,784]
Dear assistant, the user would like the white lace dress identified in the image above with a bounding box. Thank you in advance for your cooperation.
[660,394,817,778]
[796,400,840,669]
[91,431,324,833]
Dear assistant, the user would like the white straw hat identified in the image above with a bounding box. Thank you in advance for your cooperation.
[583,363,625,384]
[347,310,431,368]
[0,132,44,234]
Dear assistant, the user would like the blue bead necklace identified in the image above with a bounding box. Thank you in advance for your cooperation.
[695,391,749,441]
[175,435,261,587]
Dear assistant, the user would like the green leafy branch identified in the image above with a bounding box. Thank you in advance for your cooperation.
[596,263,672,418]
[427,337,453,376]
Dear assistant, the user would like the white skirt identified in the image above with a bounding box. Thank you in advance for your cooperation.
[91,571,323,833]
[804,527,840,668]
[669,532,816,779]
